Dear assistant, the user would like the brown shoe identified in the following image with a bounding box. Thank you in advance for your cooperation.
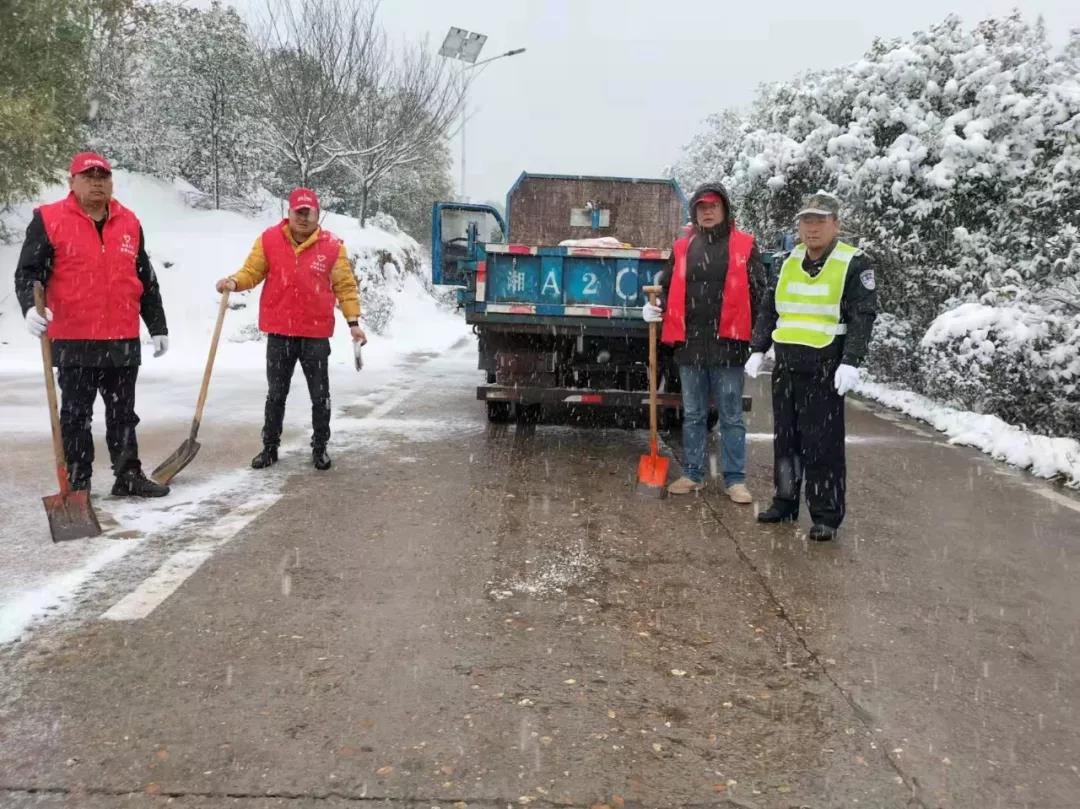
[667,476,705,495]
[725,483,753,504]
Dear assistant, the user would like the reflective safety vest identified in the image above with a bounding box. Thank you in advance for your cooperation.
[772,241,858,349]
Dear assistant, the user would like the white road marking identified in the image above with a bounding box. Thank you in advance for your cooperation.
[101,380,427,623]
[101,493,279,622]
[366,386,417,421]
[1030,486,1080,515]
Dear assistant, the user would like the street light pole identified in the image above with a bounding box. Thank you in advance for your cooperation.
[440,27,525,201]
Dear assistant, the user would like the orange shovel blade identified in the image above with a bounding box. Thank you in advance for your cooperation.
[637,450,670,493]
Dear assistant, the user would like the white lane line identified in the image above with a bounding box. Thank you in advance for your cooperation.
[366,386,417,421]
[102,374,430,623]
[101,493,279,622]
[852,388,1080,513]
[1030,486,1080,515]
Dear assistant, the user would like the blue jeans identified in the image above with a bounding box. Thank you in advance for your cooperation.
[679,365,747,486]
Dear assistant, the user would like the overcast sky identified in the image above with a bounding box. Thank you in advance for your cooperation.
[223,0,1079,205]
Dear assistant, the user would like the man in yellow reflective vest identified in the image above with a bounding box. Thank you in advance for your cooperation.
[745,192,878,541]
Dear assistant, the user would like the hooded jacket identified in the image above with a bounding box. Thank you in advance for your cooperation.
[659,183,768,367]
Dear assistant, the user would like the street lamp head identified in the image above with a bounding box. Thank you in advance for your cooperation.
[440,27,487,63]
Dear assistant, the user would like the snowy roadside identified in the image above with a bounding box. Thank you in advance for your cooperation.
[0,171,472,646]
[857,379,1080,489]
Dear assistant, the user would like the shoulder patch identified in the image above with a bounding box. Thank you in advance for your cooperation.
[860,269,876,291]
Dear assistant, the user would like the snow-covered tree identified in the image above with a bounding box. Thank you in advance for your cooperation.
[254,0,380,192]
[93,1,264,206]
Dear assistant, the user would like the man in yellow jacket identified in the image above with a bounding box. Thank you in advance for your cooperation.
[216,188,364,471]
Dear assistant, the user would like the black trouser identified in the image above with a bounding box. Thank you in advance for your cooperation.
[771,362,846,528]
[57,365,142,486]
[263,334,331,450]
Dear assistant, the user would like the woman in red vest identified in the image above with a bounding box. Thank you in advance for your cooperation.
[642,183,768,500]
[15,152,171,498]
[216,189,364,471]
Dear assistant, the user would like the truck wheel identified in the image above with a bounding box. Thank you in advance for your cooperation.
[516,403,542,425]
[487,401,511,423]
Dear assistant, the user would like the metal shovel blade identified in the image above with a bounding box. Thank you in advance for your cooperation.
[151,438,201,486]
[42,489,102,542]
[635,450,669,499]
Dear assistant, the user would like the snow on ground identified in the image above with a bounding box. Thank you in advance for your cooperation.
[858,380,1080,488]
[0,172,470,645]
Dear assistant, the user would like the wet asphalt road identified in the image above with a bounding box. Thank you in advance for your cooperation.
[1,345,1079,809]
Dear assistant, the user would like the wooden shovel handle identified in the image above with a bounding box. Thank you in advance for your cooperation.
[33,282,68,492]
[189,290,230,440]
[642,285,662,449]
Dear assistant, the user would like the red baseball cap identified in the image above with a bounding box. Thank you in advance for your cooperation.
[289,188,320,211]
[70,152,112,176]
[695,192,722,205]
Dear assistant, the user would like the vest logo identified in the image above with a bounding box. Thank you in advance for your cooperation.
[119,232,137,256]
[311,252,330,274]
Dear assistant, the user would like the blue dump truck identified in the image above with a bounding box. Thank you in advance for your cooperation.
[432,172,748,424]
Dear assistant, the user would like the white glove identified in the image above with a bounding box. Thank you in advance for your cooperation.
[744,352,765,379]
[834,363,859,395]
[642,301,663,323]
[152,334,169,358]
[26,307,52,338]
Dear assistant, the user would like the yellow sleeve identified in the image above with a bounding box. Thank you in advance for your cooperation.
[331,244,361,322]
[231,237,269,291]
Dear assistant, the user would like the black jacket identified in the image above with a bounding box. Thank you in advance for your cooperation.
[14,209,168,367]
[749,239,878,371]
[659,183,768,368]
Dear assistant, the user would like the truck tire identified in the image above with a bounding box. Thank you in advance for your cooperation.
[487,401,511,423]
[516,403,542,425]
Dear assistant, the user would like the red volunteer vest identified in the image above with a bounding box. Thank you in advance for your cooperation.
[39,193,144,340]
[259,222,342,338]
[661,227,754,346]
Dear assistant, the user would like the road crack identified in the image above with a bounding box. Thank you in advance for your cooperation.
[699,492,931,809]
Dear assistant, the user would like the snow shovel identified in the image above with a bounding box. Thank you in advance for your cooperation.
[636,285,669,498]
[152,290,230,485]
[33,282,102,542]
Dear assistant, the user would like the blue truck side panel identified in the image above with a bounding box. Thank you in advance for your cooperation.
[483,249,666,309]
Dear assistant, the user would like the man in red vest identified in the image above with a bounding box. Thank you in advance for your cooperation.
[216,188,364,471]
[642,183,767,500]
[15,152,171,497]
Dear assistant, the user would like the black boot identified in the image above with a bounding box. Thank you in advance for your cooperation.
[757,501,799,523]
[312,447,331,471]
[111,468,169,498]
[251,446,278,469]
[808,523,837,542]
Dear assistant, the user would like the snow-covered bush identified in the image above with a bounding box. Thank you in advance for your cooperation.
[919,303,1080,436]
[865,313,920,385]
[346,219,456,335]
